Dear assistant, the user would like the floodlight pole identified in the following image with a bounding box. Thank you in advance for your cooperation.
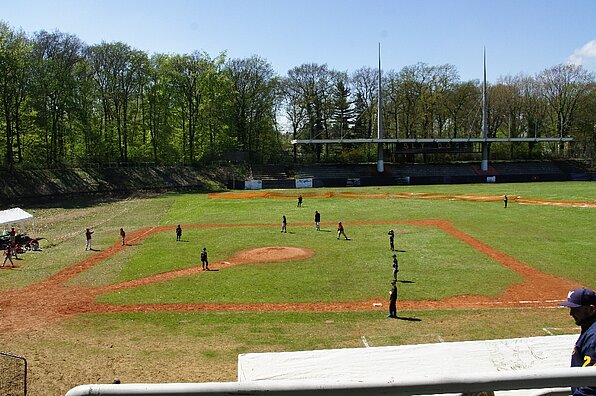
[481,48,489,172]
[377,43,385,173]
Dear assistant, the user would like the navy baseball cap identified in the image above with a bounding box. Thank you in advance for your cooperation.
[560,288,596,308]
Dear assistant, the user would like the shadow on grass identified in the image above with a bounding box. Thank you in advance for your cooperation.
[396,316,421,322]
[20,191,143,209]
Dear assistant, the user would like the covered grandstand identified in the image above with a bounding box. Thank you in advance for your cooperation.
[233,160,594,190]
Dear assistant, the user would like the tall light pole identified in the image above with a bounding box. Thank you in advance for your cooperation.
[481,48,489,172]
[377,43,385,173]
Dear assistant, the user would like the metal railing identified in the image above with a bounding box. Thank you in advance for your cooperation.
[65,367,596,395]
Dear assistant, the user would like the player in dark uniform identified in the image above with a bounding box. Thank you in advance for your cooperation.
[176,225,182,241]
[314,211,321,231]
[388,281,397,318]
[392,254,399,282]
[201,247,209,271]
[388,229,395,251]
[560,288,596,395]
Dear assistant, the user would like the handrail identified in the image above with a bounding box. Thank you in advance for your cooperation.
[65,367,596,395]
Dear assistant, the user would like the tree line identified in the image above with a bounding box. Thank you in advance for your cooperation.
[1,21,595,171]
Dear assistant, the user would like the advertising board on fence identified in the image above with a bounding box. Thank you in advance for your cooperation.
[486,176,496,183]
[295,178,313,188]
[244,180,263,190]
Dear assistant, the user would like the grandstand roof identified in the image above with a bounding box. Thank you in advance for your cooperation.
[292,137,573,144]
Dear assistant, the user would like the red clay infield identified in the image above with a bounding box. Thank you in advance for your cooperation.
[0,192,587,332]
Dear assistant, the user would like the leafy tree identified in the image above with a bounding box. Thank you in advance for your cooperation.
[143,54,176,163]
[351,66,377,138]
[227,55,279,162]
[569,83,596,162]
[285,63,336,161]
[391,63,431,138]
[86,42,148,163]
[281,72,307,160]
[537,64,593,153]
[0,22,31,171]
[330,77,354,139]
[167,52,216,164]
[430,64,460,138]
[2,21,596,169]
[443,80,480,138]
[30,30,84,164]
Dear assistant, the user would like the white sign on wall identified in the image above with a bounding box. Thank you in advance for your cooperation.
[295,178,313,188]
[244,180,263,190]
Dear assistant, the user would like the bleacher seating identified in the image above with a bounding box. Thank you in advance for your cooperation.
[491,161,565,176]
[295,164,377,179]
[242,160,591,187]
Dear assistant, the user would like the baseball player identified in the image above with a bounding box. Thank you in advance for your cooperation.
[337,222,348,240]
[2,246,15,268]
[201,248,209,270]
[388,229,395,251]
[560,288,596,395]
[388,281,397,318]
[85,228,94,251]
[392,254,399,281]
[281,215,287,233]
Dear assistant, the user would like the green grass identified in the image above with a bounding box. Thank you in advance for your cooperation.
[60,307,575,350]
[1,182,594,395]
[94,223,517,304]
[6,181,595,304]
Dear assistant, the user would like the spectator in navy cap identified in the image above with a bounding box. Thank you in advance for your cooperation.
[560,288,596,395]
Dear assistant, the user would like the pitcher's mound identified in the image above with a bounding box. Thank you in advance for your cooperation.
[230,246,314,264]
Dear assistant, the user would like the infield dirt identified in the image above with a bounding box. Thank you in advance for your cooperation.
[0,217,580,333]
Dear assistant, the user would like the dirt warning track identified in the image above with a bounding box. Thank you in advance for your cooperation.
[209,191,596,208]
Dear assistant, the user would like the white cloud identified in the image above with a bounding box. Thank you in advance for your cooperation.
[567,39,596,66]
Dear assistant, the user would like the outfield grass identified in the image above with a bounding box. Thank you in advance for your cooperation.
[0,182,594,395]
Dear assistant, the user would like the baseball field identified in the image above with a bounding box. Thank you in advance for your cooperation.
[0,182,595,395]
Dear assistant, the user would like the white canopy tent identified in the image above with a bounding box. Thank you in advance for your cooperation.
[0,207,34,231]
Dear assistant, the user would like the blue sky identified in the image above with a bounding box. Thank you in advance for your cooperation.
[2,0,595,82]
